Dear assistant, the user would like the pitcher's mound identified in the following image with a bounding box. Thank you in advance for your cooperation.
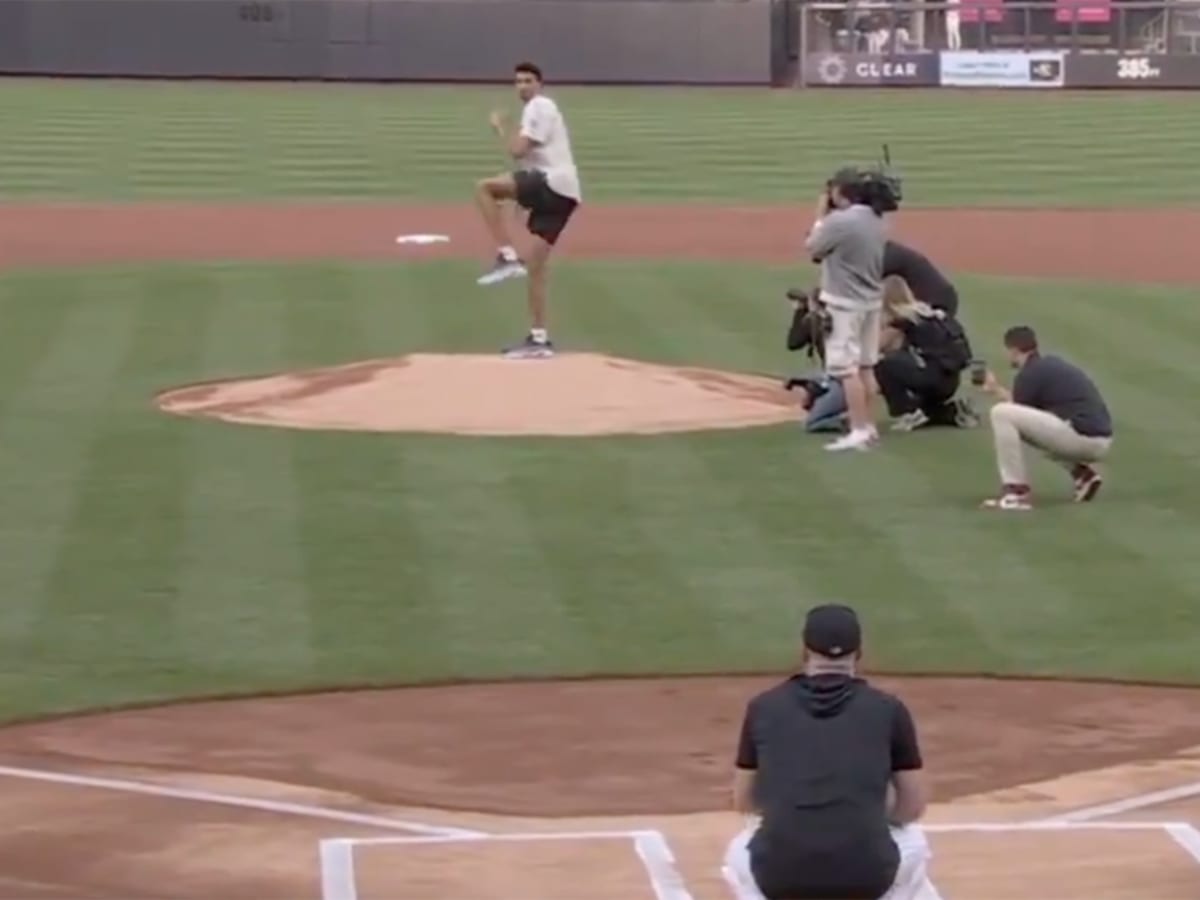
[156,352,796,436]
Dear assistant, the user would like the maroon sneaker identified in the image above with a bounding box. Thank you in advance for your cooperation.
[1071,464,1103,503]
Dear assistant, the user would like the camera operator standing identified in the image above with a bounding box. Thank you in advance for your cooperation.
[804,167,893,452]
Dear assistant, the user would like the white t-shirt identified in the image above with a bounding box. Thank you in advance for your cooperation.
[519,94,582,202]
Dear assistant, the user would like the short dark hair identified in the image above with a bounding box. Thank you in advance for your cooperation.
[1003,325,1039,353]
[514,61,543,82]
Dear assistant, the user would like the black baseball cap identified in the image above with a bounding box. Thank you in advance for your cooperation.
[803,604,862,659]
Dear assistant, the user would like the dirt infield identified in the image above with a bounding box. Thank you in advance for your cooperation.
[1,203,1199,283]
[2,200,1200,898]
[2,676,1200,898]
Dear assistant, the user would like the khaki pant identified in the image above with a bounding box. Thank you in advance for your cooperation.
[825,305,882,377]
[990,402,1112,485]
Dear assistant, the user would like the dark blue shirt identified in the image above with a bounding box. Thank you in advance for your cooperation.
[1012,353,1113,437]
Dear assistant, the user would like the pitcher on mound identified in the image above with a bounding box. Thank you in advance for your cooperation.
[473,61,582,360]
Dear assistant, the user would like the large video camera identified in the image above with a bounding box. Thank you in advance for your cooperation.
[828,145,903,215]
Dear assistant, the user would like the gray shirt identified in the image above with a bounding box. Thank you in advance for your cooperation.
[1013,353,1113,437]
[805,204,887,311]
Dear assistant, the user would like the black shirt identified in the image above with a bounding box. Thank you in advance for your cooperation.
[883,241,959,317]
[736,675,922,899]
[1012,353,1113,438]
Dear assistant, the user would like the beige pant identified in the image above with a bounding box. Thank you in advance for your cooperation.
[990,402,1113,485]
[826,305,882,377]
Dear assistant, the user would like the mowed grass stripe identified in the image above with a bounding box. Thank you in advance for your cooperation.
[1081,504,1200,680]
[454,265,767,671]
[28,272,198,714]
[355,262,589,677]
[993,499,1200,681]
[279,264,455,683]
[0,275,94,641]
[567,262,1001,669]
[1,80,1199,204]
[173,267,314,679]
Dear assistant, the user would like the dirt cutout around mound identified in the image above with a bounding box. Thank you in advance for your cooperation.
[3,676,1200,899]
[6,676,1200,818]
[156,352,797,436]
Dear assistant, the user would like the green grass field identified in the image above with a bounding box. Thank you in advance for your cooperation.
[1,79,1199,205]
[1,81,1199,722]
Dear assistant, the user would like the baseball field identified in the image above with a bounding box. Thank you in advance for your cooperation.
[1,78,1200,898]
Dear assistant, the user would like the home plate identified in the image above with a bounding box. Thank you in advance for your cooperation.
[396,233,450,245]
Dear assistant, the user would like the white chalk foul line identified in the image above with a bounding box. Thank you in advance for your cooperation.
[1166,823,1200,867]
[345,829,651,847]
[634,830,696,900]
[319,839,359,900]
[1028,778,1200,825]
[921,821,1187,832]
[334,828,695,900]
[0,764,482,837]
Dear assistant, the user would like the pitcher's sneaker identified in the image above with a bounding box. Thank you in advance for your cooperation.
[502,335,555,360]
[477,254,527,286]
[1071,464,1103,502]
[981,486,1033,511]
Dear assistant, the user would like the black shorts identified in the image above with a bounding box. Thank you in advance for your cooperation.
[751,832,899,900]
[514,169,578,246]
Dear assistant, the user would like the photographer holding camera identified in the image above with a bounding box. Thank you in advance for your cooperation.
[784,288,847,433]
[804,166,898,452]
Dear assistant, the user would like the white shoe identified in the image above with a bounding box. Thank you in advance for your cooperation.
[825,428,875,452]
[891,409,930,432]
[477,254,527,286]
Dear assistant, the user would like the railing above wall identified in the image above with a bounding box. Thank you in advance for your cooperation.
[798,0,1200,88]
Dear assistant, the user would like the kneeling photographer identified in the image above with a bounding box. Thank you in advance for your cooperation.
[784,287,847,433]
[876,276,979,431]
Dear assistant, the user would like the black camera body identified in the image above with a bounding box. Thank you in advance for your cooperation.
[786,287,832,364]
[828,165,903,215]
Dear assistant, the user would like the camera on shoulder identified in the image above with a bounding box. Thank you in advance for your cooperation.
[828,164,903,216]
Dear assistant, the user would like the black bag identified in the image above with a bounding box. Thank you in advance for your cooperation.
[926,315,972,373]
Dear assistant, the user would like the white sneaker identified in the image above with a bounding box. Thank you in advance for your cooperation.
[477,254,527,286]
[825,428,875,452]
[891,409,930,432]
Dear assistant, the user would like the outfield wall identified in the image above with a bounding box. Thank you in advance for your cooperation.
[0,0,1197,88]
[0,0,780,85]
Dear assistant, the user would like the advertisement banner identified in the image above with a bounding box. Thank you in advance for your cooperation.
[940,51,1065,88]
[1064,53,1200,88]
[804,53,940,87]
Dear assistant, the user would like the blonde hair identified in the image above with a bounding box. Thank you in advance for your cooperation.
[883,275,938,322]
